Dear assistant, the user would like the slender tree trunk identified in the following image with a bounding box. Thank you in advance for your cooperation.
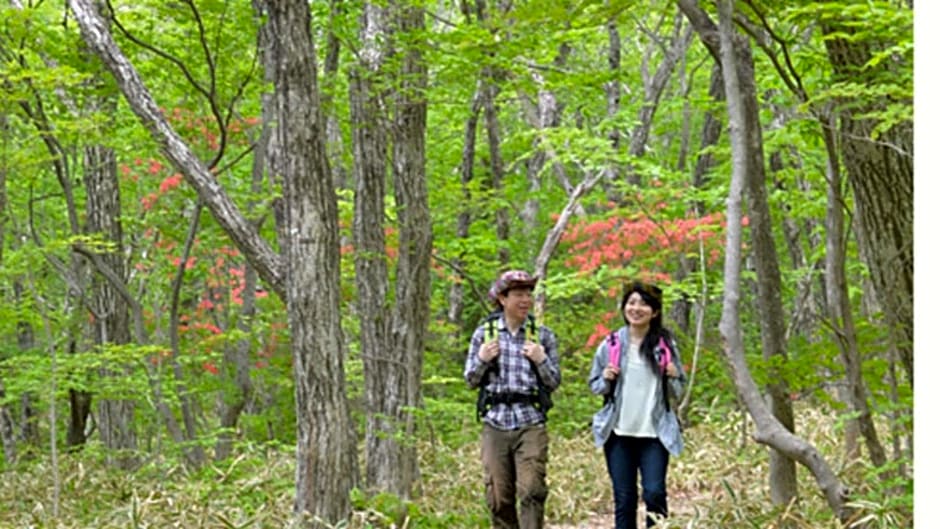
[713,0,848,518]
[482,78,509,265]
[680,0,798,506]
[349,0,393,496]
[519,41,570,239]
[215,126,268,462]
[0,113,16,464]
[166,203,209,468]
[14,306,40,452]
[820,113,887,470]
[625,11,692,187]
[386,1,431,495]
[0,380,14,464]
[448,85,484,330]
[66,340,93,449]
[602,7,622,199]
[323,0,349,189]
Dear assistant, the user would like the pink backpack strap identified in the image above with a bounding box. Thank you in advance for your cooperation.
[607,331,621,367]
[658,336,672,369]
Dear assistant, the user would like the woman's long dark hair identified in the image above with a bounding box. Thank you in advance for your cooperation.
[620,281,672,373]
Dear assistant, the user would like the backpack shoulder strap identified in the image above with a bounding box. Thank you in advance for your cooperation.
[526,313,540,343]
[607,330,621,367]
[482,311,501,343]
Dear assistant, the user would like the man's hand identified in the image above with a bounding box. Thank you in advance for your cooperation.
[479,340,500,363]
[522,341,546,364]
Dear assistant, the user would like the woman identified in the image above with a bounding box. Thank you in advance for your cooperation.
[588,281,686,529]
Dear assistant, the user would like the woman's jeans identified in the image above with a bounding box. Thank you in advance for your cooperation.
[604,434,669,529]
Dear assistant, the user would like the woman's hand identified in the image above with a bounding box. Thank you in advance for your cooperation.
[665,362,678,378]
[603,365,620,381]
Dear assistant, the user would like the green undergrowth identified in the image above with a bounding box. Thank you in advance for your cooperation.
[0,405,911,528]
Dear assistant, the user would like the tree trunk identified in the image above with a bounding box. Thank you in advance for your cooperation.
[0,380,14,464]
[448,85,484,330]
[84,143,138,470]
[68,0,356,523]
[519,41,570,239]
[349,0,393,496]
[681,0,797,505]
[214,259,256,462]
[625,11,692,187]
[822,20,913,387]
[482,78,510,265]
[386,0,431,495]
[166,204,208,468]
[0,113,16,464]
[215,124,268,462]
[323,0,350,189]
[820,113,887,470]
[66,341,93,449]
[680,0,848,520]
[601,11,624,201]
[261,1,357,524]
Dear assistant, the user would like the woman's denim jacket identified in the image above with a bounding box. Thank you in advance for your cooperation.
[587,326,686,455]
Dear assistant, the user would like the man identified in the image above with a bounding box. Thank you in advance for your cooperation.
[464,270,562,529]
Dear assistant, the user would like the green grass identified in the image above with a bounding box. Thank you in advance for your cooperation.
[0,405,911,528]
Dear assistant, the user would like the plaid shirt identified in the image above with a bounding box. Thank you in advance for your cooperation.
[464,315,561,430]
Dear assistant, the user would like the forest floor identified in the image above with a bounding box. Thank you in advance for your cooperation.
[0,406,905,528]
[546,486,699,528]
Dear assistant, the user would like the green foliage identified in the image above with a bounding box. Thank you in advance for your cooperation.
[0,0,913,525]
[0,405,911,527]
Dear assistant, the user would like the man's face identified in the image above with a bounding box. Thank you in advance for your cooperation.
[499,287,533,321]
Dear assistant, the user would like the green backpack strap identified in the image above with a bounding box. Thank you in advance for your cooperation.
[476,313,501,421]
[525,314,553,416]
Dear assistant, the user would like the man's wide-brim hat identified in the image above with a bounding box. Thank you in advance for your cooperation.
[488,270,538,304]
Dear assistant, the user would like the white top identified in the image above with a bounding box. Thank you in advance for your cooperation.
[613,342,658,437]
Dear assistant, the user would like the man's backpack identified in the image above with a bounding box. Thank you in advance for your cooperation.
[475,313,554,421]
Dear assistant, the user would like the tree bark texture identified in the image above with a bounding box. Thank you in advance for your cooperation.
[822,21,913,386]
[350,0,394,496]
[386,1,432,495]
[83,144,138,470]
[260,1,357,525]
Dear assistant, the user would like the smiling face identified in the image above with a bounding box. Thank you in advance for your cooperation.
[498,287,534,325]
[622,291,660,331]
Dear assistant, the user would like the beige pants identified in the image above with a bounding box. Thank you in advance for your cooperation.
[481,423,549,529]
